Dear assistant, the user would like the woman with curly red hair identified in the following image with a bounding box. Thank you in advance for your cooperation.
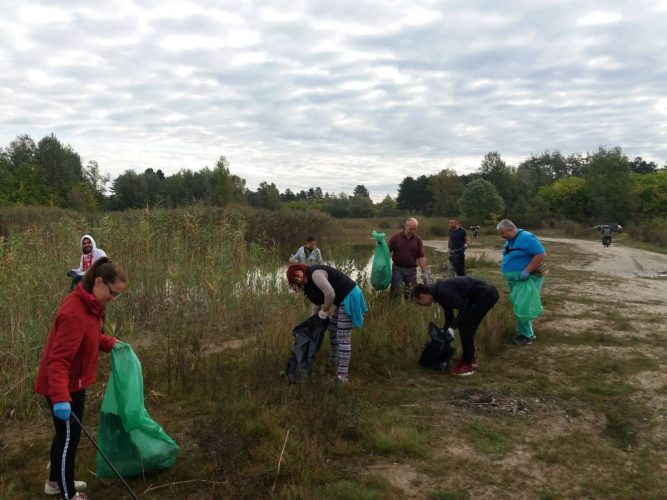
[286,263,367,384]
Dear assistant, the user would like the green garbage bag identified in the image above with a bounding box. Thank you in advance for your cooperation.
[370,230,392,290]
[507,276,544,321]
[96,343,179,478]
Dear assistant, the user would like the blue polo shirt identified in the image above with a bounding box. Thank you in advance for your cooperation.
[501,230,545,273]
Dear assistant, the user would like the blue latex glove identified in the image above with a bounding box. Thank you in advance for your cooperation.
[519,269,531,281]
[66,270,77,278]
[52,402,71,421]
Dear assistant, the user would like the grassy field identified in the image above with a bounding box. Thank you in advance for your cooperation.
[1,209,666,499]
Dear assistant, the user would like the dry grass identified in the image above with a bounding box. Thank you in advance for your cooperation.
[1,210,666,498]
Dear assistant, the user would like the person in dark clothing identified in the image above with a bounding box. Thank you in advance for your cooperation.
[448,218,470,276]
[286,263,367,384]
[412,277,499,376]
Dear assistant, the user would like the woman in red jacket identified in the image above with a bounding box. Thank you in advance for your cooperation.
[35,257,127,500]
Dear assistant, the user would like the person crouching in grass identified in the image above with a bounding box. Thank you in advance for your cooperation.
[412,277,499,376]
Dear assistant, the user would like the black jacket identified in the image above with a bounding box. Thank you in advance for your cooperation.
[428,277,496,329]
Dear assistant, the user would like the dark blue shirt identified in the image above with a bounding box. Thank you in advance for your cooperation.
[448,227,467,250]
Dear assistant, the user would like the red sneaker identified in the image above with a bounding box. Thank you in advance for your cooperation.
[453,357,477,368]
[451,362,474,376]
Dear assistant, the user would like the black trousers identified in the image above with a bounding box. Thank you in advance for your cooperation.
[450,252,466,276]
[458,286,499,364]
[46,390,86,500]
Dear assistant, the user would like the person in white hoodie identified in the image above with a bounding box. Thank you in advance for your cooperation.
[67,235,107,291]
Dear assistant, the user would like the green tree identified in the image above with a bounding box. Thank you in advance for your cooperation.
[584,147,631,223]
[629,156,658,175]
[321,194,351,218]
[281,188,297,202]
[206,156,246,207]
[34,134,85,207]
[458,178,505,223]
[2,135,52,204]
[427,169,463,216]
[142,168,165,206]
[110,170,149,209]
[67,182,98,212]
[631,171,667,218]
[349,193,375,217]
[83,160,110,204]
[516,151,567,194]
[397,175,431,213]
[539,176,589,221]
[376,194,400,216]
[478,152,517,207]
[353,184,370,198]
[251,181,281,210]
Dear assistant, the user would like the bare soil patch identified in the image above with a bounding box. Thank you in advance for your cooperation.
[448,389,531,416]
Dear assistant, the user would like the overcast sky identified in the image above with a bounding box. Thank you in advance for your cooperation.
[1,0,666,199]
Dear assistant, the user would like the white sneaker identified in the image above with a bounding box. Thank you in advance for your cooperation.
[44,479,88,495]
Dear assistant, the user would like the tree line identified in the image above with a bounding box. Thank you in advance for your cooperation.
[1,134,666,226]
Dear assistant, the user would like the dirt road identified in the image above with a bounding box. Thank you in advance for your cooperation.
[540,236,667,280]
[424,236,667,319]
[425,236,667,279]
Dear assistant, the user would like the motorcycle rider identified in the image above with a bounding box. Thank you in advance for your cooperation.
[593,224,613,246]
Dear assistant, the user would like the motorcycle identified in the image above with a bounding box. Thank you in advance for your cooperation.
[602,235,612,247]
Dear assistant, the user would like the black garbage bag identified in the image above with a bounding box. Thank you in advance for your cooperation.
[286,315,330,384]
[419,322,455,371]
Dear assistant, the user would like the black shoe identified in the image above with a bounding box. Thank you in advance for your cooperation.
[512,335,535,345]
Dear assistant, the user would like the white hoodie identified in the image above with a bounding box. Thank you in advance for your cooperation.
[73,234,107,276]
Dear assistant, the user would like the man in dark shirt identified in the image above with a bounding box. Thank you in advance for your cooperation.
[387,218,429,297]
[412,277,499,376]
[448,218,470,276]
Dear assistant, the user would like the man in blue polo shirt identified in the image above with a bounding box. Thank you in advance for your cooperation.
[497,219,547,345]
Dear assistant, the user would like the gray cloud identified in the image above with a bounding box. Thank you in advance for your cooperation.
[0,0,666,200]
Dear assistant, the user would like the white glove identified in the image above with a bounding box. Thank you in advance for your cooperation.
[447,327,456,337]
[422,270,431,285]
[318,309,329,320]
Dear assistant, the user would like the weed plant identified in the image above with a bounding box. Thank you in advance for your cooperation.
[0,208,524,498]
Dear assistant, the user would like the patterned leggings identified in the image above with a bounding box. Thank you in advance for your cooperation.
[328,306,353,378]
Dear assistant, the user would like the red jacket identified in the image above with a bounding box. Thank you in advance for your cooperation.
[35,284,116,403]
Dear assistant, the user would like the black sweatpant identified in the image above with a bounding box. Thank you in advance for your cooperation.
[46,390,86,500]
[450,252,466,276]
[458,286,499,364]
